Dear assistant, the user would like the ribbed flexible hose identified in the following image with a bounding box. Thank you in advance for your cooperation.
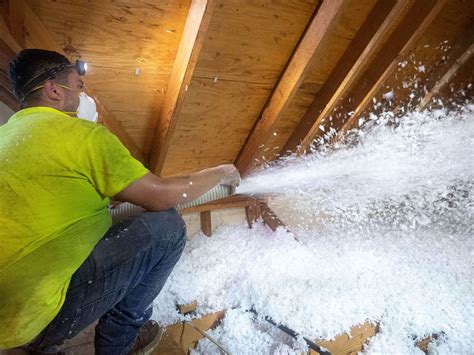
[109,184,231,224]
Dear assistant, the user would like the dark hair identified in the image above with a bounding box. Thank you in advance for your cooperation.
[9,49,72,106]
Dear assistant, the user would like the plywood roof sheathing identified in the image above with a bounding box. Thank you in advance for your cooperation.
[7,0,26,48]
[234,0,347,177]
[418,24,474,110]
[3,0,144,162]
[0,40,19,112]
[342,0,448,132]
[282,0,400,155]
[149,0,215,175]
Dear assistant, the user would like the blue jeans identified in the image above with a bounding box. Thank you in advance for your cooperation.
[29,209,186,355]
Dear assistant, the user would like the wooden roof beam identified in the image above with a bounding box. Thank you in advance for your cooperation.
[149,0,214,175]
[418,24,474,110]
[419,44,473,110]
[0,12,21,53]
[283,0,447,153]
[341,0,448,132]
[0,14,21,113]
[234,0,348,177]
[0,39,20,112]
[282,0,400,154]
[2,0,144,162]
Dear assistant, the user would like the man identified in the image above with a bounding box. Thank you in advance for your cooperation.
[0,49,240,354]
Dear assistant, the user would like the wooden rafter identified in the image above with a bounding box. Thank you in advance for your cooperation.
[6,0,25,48]
[0,38,19,112]
[282,0,400,154]
[282,0,448,153]
[418,24,474,110]
[149,0,214,174]
[0,15,20,113]
[235,0,347,177]
[2,0,144,161]
[0,13,21,53]
[419,44,473,110]
[341,0,448,131]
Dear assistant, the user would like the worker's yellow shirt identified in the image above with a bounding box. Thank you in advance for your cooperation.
[0,107,149,348]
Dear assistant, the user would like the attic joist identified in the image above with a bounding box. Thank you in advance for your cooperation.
[2,0,144,162]
[234,0,347,177]
[341,0,448,132]
[149,0,214,175]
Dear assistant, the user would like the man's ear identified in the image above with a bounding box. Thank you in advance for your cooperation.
[43,80,63,102]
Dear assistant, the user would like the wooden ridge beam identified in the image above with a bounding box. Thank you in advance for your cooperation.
[281,0,400,155]
[234,0,347,177]
[2,0,144,162]
[149,0,214,174]
[341,0,448,131]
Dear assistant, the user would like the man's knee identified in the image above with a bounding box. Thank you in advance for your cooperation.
[139,209,186,247]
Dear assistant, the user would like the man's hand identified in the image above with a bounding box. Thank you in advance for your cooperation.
[218,164,241,189]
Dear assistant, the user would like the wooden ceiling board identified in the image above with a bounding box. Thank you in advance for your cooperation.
[192,0,318,84]
[160,77,273,177]
[28,0,190,69]
[160,0,317,176]
[28,0,191,158]
[262,82,319,161]
[85,67,167,114]
[111,111,157,154]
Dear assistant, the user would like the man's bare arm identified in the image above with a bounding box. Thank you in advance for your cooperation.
[115,164,240,211]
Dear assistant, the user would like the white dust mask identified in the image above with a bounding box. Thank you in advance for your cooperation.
[77,92,98,122]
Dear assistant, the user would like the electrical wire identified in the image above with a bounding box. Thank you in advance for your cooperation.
[185,321,231,355]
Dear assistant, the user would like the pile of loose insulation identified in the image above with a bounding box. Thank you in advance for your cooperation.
[152,105,473,354]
